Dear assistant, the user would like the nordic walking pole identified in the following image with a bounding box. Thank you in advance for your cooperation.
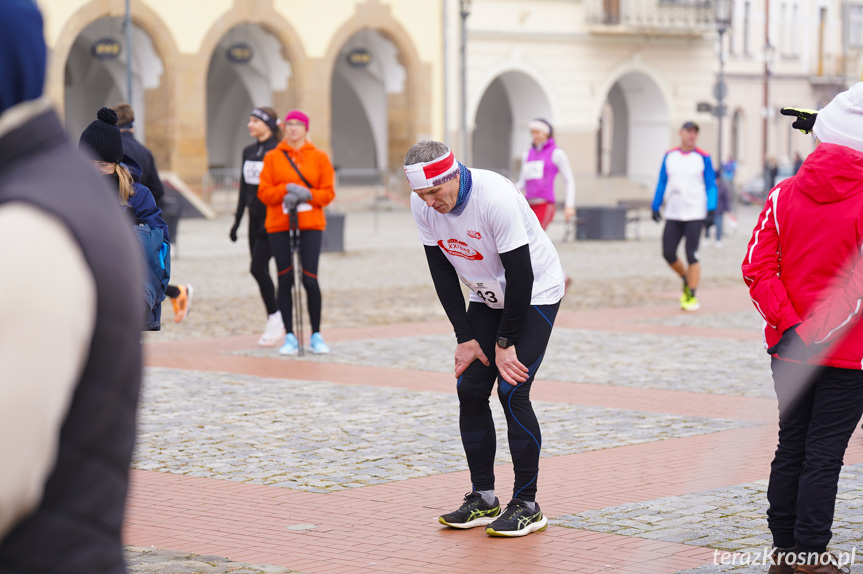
[289,206,305,356]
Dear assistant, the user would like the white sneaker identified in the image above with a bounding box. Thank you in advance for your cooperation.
[715,241,723,248]
[259,311,286,347]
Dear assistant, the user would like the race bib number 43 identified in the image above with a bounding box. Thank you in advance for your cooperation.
[461,278,504,309]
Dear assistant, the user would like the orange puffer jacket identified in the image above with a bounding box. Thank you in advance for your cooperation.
[257,140,335,232]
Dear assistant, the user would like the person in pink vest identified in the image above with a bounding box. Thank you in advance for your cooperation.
[515,119,576,230]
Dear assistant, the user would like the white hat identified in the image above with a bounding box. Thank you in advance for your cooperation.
[813,82,863,154]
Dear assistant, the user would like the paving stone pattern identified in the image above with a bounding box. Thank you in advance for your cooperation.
[633,310,764,332]
[551,464,863,573]
[133,368,754,492]
[236,329,775,398]
[125,547,301,573]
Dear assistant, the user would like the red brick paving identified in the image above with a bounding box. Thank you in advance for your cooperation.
[129,286,863,573]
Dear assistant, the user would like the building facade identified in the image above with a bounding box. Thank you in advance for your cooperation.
[41,0,440,184]
[37,0,862,197]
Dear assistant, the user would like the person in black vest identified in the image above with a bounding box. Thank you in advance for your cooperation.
[0,2,143,571]
[114,101,193,322]
[230,106,285,346]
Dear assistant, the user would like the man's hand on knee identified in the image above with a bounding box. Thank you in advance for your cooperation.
[454,340,490,378]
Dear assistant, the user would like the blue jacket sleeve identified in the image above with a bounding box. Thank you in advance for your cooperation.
[130,183,170,242]
[652,154,669,212]
[703,155,718,211]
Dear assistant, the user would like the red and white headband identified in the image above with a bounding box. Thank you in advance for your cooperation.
[404,150,459,190]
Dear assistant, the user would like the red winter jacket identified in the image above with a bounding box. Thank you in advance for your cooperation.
[742,143,863,370]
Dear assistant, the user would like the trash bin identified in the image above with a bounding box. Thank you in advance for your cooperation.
[322,212,345,252]
[160,196,182,247]
[575,206,627,240]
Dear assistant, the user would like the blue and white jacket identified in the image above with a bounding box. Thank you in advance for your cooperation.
[652,147,717,221]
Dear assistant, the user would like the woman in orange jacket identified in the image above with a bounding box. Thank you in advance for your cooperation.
[257,110,335,355]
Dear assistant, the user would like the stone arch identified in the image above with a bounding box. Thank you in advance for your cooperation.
[471,70,554,178]
[320,0,431,169]
[49,0,179,170]
[596,64,673,187]
[198,4,308,170]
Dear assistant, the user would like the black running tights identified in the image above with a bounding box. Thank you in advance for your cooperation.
[457,301,559,502]
[248,220,278,315]
[268,230,322,334]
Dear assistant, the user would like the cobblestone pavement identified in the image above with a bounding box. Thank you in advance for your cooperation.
[552,464,863,573]
[236,329,775,397]
[133,368,754,492]
[125,205,863,573]
[149,207,759,342]
[125,547,301,573]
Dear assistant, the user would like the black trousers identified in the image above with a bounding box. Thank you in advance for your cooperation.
[457,301,559,503]
[662,219,703,265]
[767,357,863,552]
[268,229,322,334]
[248,216,277,316]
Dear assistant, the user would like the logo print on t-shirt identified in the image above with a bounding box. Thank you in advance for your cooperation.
[467,230,482,239]
[438,238,484,261]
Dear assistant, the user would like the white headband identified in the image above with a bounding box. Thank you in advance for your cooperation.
[404,150,459,190]
[529,120,551,135]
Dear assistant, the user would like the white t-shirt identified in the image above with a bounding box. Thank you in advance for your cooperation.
[411,168,565,307]
[656,148,710,221]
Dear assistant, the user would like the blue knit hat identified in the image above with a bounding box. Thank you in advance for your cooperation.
[79,108,124,163]
[0,0,46,114]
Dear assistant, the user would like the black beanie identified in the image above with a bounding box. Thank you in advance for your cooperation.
[79,107,123,163]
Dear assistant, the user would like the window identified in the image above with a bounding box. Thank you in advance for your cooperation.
[743,1,751,54]
[850,5,863,47]
[779,3,786,55]
[791,4,798,56]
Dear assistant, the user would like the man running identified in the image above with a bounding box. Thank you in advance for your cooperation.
[652,121,717,311]
[405,141,565,537]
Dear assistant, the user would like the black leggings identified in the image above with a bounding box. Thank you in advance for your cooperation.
[457,301,559,503]
[268,230,322,334]
[248,218,277,315]
[662,219,704,265]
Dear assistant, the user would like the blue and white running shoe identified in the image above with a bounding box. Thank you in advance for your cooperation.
[279,332,299,355]
[310,332,330,354]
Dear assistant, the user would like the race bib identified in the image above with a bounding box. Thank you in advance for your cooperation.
[461,277,505,309]
[243,160,263,185]
[523,160,544,181]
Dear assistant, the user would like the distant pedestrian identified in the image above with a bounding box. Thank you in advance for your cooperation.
[651,121,717,311]
[793,151,804,174]
[515,118,576,228]
[742,83,863,573]
[0,2,143,570]
[704,171,730,247]
[79,107,171,331]
[114,101,192,323]
[230,107,285,346]
[257,110,335,355]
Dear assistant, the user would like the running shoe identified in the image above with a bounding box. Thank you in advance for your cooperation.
[486,498,548,537]
[439,492,501,529]
[259,312,286,347]
[309,332,330,354]
[681,295,701,311]
[171,284,193,323]
[279,332,299,355]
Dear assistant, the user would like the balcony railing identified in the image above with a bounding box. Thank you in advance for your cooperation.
[585,0,715,33]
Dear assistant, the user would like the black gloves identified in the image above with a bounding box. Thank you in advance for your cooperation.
[284,183,312,211]
[767,323,810,361]
[229,219,240,242]
[652,210,661,223]
[780,108,818,135]
[705,210,716,229]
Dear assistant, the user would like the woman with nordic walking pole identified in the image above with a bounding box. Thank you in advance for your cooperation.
[257,110,335,355]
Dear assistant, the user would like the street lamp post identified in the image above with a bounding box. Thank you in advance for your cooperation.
[460,0,472,163]
[714,0,733,169]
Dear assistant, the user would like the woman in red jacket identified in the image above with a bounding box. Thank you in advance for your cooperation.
[257,110,335,355]
[742,83,863,573]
